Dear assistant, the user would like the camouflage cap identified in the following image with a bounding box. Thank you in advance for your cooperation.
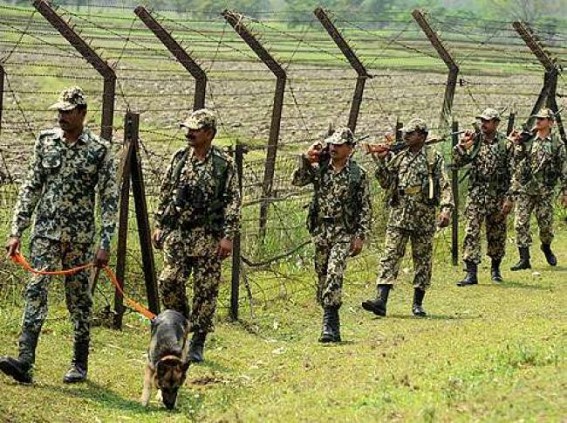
[532,108,555,120]
[325,126,354,145]
[49,86,87,111]
[476,108,500,121]
[400,118,428,133]
[180,108,217,130]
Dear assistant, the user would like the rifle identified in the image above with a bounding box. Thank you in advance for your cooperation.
[507,125,536,144]
[309,126,370,165]
[361,132,457,156]
[507,107,564,144]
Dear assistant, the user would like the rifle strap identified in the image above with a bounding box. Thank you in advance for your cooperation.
[172,148,190,187]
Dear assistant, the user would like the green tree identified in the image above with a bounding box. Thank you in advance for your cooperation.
[476,0,566,22]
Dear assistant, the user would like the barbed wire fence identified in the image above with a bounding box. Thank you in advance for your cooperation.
[0,1,564,329]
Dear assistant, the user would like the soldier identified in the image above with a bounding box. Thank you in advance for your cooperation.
[362,118,453,318]
[292,127,371,343]
[503,108,567,270]
[152,108,240,363]
[453,108,514,286]
[1,87,118,384]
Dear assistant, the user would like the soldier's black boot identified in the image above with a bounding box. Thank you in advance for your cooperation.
[412,288,427,317]
[511,247,531,271]
[63,340,89,383]
[540,243,557,266]
[361,284,391,317]
[319,306,340,343]
[188,331,207,363]
[456,261,478,286]
[491,259,503,283]
[0,330,38,384]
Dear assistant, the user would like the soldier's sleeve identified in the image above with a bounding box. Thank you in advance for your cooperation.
[222,160,241,240]
[452,143,472,168]
[98,142,119,251]
[291,154,316,187]
[508,145,527,199]
[438,154,454,214]
[355,170,372,240]
[504,140,516,201]
[10,137,45,237]
[374,153,394,189]
[154,151,179,229]
[557,142,567,196]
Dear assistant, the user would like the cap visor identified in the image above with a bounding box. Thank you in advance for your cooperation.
[180,123,203,130]
[49,102,76,111]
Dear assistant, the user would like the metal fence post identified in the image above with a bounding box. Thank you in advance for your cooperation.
[114,112,160,329]
[33,0,116,141]
[134,6,207,110]
[451,121,459,266]
[314,7,371,133]
[513,21,564,141]
[412,9,459,131]
[222,10,286,241]
[230,142,246,320]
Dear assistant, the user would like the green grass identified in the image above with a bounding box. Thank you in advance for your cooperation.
[0,222,565,422]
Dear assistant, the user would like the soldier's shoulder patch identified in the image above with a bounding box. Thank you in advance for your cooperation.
[38,128,59,140]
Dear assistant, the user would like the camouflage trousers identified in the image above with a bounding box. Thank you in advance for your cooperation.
[158,234,221,333]
[314,239,351,308]
[514,193,554,248]
[462,195,507,263]
[23,237,93,345]
[376,227,434,291]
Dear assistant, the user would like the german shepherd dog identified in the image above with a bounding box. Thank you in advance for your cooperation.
[141,309,190,409]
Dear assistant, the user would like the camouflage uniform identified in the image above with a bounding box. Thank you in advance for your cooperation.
[453,125,513,264]
[8,87,118,376]
[291,131,371,308]
[510,130,567,248]
[374,123,453,291]
[155,110,240,334]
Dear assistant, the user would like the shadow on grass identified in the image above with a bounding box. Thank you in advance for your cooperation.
[35,380,143,411]
[485,281,551,290]
[193,358,232,373]
[386,313,480,320]
[36,380,204,415]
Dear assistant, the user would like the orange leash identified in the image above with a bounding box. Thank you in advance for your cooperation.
[10,252,156,320]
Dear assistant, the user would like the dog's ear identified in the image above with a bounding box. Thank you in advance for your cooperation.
[156,359,168,378]
[182,360,190,372]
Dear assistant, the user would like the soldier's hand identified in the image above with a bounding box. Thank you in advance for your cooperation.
[508,129,523,145]
[374,145,391,160]
[459,130,475,150]
[217,237,233,260]
[152,229,164,250]
[501,199,514,216]
[93,248,110,268]
[350,237,364,257]
[306,142,323,164]
[437,210,451,228]
[5,236,20,259]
